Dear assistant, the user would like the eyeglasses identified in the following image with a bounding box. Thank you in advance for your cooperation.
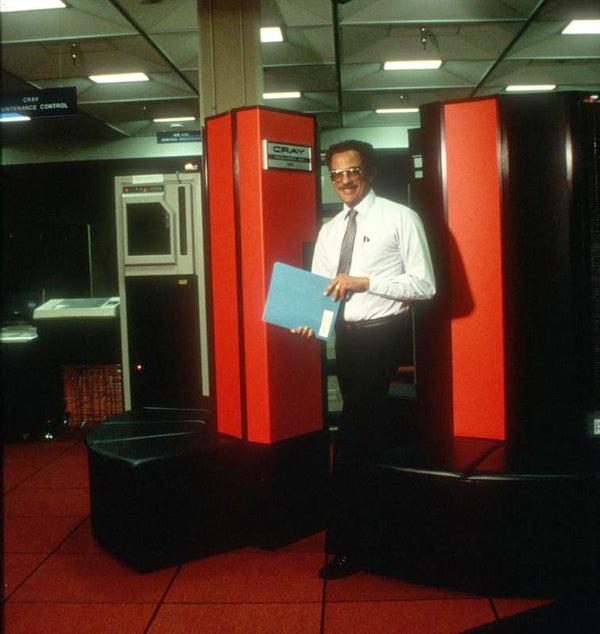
[329,166,362,183]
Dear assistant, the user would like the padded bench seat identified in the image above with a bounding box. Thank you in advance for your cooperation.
[85,410,329,571]
[349,437,600,595]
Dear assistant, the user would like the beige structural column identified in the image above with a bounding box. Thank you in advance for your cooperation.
[197,0,263,121]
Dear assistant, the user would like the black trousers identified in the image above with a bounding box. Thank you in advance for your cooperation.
[327,313,410,555]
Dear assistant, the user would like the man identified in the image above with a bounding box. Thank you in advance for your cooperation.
[293,140,436,579]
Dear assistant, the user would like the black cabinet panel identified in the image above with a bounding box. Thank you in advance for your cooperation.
[125,275,203,409]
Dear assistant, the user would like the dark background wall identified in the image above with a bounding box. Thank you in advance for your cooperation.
[2,149,411,312]
[372,148,412,205]
[1,157,197,305]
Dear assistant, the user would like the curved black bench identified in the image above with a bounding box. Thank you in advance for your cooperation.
[347,438,600,595]
[85,410,330,571]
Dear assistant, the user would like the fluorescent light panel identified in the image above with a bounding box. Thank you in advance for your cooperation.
[0,113,32,122]
[89,72,149,84]
[384,60,442,70]
[376,108,419,114]
[562,19,600,34]
[261,26,283,42]
[153,116,196,123]
[0,0,65,11]
[263,91,301,99]
[506,84,556,92]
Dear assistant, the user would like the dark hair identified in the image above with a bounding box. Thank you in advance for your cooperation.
[325,140,376,169]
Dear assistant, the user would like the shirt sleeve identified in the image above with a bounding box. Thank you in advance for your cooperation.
[311,222,336,279]
[368,212,436,302]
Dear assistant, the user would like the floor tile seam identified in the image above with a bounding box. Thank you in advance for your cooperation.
[3,513,90,519]
[45,515,90,551]
[4,599,326,607]
[12,487,89,493]
[5,450,85,466]
[5,485,89,490]
[160,600,325,606]
[143,564,183,634]
[2,467,86,491]
[2,549,56,603]
[4,543,98,555]
[11,441,80,465]
[1,542,89,554]
[487,597,501,620]
[3,439,78,452]
[2,514,90,559]
[4,599,166,605]
[3,549,121,558]
[3,480,40,494]
[320,572,327,634]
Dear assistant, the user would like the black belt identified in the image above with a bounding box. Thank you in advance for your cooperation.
[337,313,408,331]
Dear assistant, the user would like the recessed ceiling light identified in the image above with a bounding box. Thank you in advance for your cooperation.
[261,26,283,43]
[0,113,32,122]
[263,91,301,99]
[562,19,600,35]
[505,84,556,92]
[376,108,419,114]
[153,116,196,123]
[89,72,149,84]
[0,0,66,11]
[384,60,442,71]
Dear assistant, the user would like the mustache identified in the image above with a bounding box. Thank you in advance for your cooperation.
[339,183,358,190]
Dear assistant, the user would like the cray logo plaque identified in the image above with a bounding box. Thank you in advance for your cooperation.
[263,141,312,172]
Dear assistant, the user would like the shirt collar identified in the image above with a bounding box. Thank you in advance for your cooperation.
[343,188,376,217]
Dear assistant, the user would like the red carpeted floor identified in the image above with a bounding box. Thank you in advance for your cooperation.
[3,436,556,633]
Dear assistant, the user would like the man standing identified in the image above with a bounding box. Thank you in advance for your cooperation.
[294,140,436,579]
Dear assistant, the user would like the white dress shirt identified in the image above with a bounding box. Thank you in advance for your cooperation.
[311,188,436,322]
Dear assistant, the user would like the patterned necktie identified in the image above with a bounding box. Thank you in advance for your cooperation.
[337,208,358,275]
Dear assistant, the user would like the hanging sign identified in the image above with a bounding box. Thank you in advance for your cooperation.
[263,140,312,172]
[0,87,77,119]
[157,131,202,144]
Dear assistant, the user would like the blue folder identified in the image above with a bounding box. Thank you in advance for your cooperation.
[262,262,339,340]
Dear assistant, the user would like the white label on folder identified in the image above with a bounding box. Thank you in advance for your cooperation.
[319,310,334,339]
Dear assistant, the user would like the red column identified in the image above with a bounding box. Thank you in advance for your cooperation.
[444,99,506,440]
[205,107,322,443]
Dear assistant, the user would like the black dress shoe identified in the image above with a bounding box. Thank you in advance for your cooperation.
[319,555,362,580]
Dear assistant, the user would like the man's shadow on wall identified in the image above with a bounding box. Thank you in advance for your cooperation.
[411,227,475,454]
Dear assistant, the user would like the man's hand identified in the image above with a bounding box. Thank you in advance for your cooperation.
[290,326,315,339]
[289,275,369,339]
[324,274,370,302]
